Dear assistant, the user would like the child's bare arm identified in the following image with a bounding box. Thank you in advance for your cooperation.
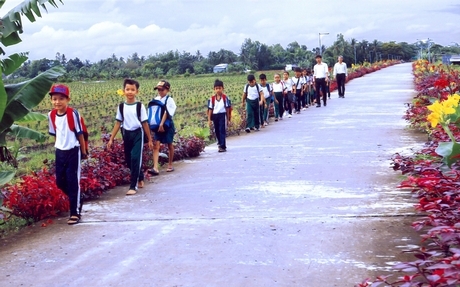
[142,121,153,150]
[108,121,121,150]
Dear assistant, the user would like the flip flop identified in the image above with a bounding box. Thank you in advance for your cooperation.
[67,215,80,225]
[126,189,137,195]
[166,167,174,172]
[147,169,159,176]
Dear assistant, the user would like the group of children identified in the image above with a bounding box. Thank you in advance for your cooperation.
[48,79,176,225]
[48,55,341,226]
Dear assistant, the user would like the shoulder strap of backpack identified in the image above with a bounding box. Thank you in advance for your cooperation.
[50,109,57,132]
[211,95,216,108]
[119,102,124,120]
[66,107,76,132]
[136,102,142,123]
[245,84,248,95]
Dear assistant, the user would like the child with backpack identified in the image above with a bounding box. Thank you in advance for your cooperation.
[283,71,295,118]
[242,74,264,133]
[272,73,286,121]
[107,79,153,196]
[207,79,232,152]
[48,84,88,225]
[292,67,306,114]
[147,80,177,175]
[259,74,273,126]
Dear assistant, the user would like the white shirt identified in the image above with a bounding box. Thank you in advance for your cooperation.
[283,78,295,91]
[48,109,83,150]
[314,62,329,79]
[272,82,285,93]
[333,62,348,76]
[154,95,177,117]
[260,84,271,99]
[210,97,226,114]
[291,76,306,89]
[116,102,148,131]
[244,84,263,100]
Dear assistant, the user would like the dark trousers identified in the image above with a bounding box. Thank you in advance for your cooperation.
[315,78,328,106]
[122,128,144,190]
[246,99,260,129]
[55,146,81,217]
[295,90,303,111]
[336,73,346,96]
[285,92,294,115]
[212,112,227,149]
[274,92,284,118]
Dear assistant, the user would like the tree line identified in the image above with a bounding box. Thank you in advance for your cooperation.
[9,34,460,81]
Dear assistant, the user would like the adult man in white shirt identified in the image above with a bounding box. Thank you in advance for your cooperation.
[333,55,348,98]
[313,55,329,107]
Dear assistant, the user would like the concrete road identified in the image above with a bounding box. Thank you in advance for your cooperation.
[0,63,425,287]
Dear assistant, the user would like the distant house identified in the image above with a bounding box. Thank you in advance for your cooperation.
[213,63,228,73]
[450,55,460,65]
[285,64,298,71]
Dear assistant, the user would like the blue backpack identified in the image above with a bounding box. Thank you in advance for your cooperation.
[147,96,171,132]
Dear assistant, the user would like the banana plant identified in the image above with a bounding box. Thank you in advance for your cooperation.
[0,0,64,184]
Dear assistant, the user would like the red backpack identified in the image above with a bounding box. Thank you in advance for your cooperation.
[50,107,89,152]
[210,94,232,119]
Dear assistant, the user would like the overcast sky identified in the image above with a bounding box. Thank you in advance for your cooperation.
[2,0,459,62]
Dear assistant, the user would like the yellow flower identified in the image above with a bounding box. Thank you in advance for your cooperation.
[427,112,441,127]
[427,94,460,127]
[117,89,124,96]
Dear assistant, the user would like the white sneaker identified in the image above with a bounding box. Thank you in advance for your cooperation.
[288,114,292,118]
[302,108,307,111]
[264,122,268,126]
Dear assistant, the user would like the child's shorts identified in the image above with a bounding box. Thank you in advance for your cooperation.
[153,121,175,144]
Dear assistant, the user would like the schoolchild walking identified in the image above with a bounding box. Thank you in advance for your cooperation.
[272,73,286,121]
[302,68,309,110]
[313,55,329,107]
[107,79,153,196]
[283,71,295,117]
[259,74,273,126]
[242,74,264,133]
[292,67,306,114]
[207,79,232,152]
[147,80,177,175]
[48,84,88,225]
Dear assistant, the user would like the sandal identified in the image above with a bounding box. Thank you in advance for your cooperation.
[67,215,80,225]
[126,189,137,195]
[147,169,159,176]
[138,180,144,188]
[166,167,174,172]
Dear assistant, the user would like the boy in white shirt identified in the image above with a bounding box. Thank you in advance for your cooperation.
[292,67,306,114]
[283,71,295,118]
[259,74,273,126]
[108,79,153,195]
[313,55,329,107]
[48,84,88,225]
[242,74,264,133]
[272,73,286,121]
[207,79,231,152]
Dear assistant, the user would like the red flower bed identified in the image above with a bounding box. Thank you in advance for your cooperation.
[1,132,206,221]
[359,61,460,286]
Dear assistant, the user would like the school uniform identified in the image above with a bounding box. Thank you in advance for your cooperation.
[48,109,83,217]
[152,95,176,144]
[116,102,148,191]
[260,84,272,124]
[244,84,262,130]
[291,76,306,113]
[283,79,295,115]
[272,82,285,119]
[208,94,231,150]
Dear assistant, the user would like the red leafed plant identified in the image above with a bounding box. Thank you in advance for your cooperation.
[359,61,460,286]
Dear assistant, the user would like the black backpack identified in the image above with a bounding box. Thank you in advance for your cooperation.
[119,102,149,144]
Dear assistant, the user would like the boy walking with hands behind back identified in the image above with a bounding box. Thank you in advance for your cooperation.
[208,79,231,152]
[108,79,153,196]
[48,84,87,225]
